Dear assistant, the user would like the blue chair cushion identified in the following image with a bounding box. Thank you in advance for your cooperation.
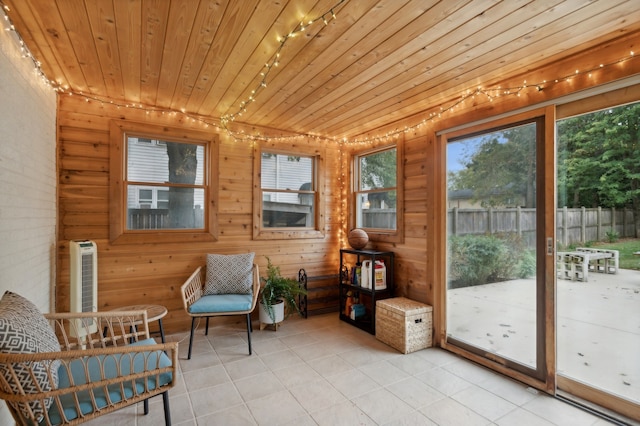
[44,338,172,425]
[189,294,253,314]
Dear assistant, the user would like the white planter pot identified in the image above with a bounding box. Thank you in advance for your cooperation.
[259,300,285,328]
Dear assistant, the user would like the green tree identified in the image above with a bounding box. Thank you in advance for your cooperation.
[557,103,640,237]
[448,123,537,208]
[361,148,397,207]
[450,103,640,236]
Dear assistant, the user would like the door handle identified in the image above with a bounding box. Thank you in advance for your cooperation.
[547,237,554,256]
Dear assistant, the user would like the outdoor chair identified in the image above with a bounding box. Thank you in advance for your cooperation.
[180,253,259,359]
[0,291,177,426]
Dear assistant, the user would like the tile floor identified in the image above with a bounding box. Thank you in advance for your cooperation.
[85,313,619,426]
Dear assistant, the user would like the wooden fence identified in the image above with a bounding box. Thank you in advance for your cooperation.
[362,209,397,229]
[129,206,637,246]
[448,207,637,248]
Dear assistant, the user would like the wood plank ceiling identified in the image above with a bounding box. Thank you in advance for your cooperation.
[3,0,640,139]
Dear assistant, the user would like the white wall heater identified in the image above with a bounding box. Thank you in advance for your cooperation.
[70,240,98,337]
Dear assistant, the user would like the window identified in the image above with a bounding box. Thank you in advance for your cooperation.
[126,135,205,229]
[109,121,218,244]
[138,189,153,208]
[352,143,403,242]
[157,189,169,209]
[253,146,325,239]
[135,187,169,209]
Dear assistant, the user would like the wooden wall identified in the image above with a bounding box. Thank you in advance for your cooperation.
[56,97,344,333]
[56,93,440,334]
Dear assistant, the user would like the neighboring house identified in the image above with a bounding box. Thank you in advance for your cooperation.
[261,154,314,227]
[260,154,312,204]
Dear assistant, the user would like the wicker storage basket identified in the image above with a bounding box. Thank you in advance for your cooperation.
[376,297,432,354]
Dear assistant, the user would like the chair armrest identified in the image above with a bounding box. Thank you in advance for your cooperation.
[251,264,260,309]
[45,310,151,351]
[181,266,205,312]
[0,341,177,425]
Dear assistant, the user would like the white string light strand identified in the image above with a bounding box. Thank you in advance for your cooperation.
[2,1,637,146]
[220,0,347,129]
[349,51,638,144]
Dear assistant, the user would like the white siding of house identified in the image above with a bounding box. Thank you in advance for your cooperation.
[0,20,57,426]
[261,154,313,204]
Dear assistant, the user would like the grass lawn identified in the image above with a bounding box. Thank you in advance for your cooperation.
[588,238,640,270]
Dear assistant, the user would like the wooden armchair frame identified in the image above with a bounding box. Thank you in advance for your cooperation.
[181,264,259,359]
[0,310,177,426]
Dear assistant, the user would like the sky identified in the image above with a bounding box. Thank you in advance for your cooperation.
[447,132,509,173]
[447,142,467,172]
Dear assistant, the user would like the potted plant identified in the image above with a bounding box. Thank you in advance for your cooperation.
[259,257,307,328]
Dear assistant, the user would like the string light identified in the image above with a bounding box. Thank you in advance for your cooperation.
[1,1,56,89]
[220,0,346,128]
[2,1,638,146]
[348,51,639,144]
[337,145,352,247]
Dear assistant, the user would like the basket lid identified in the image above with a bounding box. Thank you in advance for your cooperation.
[377,297,432,315]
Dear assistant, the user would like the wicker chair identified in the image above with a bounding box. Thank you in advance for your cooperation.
[180,259,259,359]
[0,301,177,426]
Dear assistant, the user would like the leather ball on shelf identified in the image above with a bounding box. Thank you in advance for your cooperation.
[348,228,369,249]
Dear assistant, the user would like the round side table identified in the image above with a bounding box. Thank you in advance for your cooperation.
[110,304,168,343]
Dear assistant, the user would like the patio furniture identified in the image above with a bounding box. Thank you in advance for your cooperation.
[180,253,259,359]
[576,247,619,274]
[556,248,619,282]
[0,291,177,426]
[109,304,168,343]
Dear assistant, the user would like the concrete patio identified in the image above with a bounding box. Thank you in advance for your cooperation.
[448,268,640,404]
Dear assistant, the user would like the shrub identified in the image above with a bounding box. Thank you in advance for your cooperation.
[492,233,527,280]
[516,249,536,278]
[605,229,619,243]
[448,234,505,287]
[448,233,535,288]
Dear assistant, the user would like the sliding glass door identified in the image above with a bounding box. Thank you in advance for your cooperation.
[555,100,640,421]
[440,90,639,422]
[445,115,549,380]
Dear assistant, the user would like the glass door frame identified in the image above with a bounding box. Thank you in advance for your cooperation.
[554,85,640,422]
[434,106,557,393]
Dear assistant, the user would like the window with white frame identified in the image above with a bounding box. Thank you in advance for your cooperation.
[135,187,169,209]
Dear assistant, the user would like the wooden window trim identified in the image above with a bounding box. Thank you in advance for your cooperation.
[252,144,326,240]
[350,137,404,244]
[349,135,404,243]
[557,83,640,119]
[109,120,218,244]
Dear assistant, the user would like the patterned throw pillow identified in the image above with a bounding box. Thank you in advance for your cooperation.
[0,291,61,422]
[204,253,255,295]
